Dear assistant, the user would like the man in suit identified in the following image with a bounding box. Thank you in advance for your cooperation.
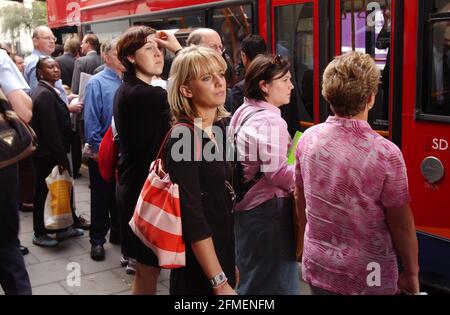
[71,33,101,94]
[71,33,102,177]
[56,38,80,88]
[230,35,267,113]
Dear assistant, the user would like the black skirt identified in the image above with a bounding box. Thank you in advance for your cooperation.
[115,182,158,267]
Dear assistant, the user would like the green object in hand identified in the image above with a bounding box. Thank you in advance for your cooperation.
[288,131,303,165]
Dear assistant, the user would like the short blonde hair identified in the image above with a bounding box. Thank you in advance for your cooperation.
[168,46,229,123]
[322,51,380,116]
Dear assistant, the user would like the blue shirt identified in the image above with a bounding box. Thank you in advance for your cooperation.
[84,66,122,152]
[24,49,68,104]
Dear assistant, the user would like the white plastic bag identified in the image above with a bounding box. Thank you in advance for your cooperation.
[44,166,73,230]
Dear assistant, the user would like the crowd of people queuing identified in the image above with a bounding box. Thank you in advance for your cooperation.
[0,22,420,296]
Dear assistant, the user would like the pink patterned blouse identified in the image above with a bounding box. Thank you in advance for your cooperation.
[295,116,411,295]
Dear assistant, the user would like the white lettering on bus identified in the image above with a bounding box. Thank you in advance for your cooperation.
[432,138,449,151]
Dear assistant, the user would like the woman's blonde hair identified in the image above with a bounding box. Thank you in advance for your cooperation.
[168,46,229,123]
[322,51,380,116]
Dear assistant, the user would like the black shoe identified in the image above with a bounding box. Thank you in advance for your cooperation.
[72,215,90,230]
[19,245,29,256]
[90,245,105,261]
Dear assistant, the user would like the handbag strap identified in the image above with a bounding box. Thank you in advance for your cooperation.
[152,122,202,172]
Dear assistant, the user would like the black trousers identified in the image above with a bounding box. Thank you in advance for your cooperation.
[18,156,35,205]
[88,159,119,246]
[0,241,31,295]
[70,129,82,176]
[33,155,58,236]
[0,164,31,295]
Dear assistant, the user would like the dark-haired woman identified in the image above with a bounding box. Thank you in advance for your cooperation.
[31,57,81,247]
[113,26,182,295]
[228,54,299,295]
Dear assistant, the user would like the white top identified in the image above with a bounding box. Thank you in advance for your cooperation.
[0,49,30,96]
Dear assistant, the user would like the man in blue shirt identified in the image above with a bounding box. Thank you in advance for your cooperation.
[24,26,69,104]
[84,39,124,261]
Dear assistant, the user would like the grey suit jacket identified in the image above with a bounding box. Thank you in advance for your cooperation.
[55,53,76,87]
[71,51,102,94]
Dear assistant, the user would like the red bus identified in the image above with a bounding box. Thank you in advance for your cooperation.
[47,0,450,292]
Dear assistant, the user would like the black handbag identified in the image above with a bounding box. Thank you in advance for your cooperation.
[0,98,37,169]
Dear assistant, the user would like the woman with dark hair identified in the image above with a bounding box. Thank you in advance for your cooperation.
[228,54,299,295]
[31,56,82,247]
[113,26,182,295]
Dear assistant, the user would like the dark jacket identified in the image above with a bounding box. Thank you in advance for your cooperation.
[31,81,72,168]
[113,72,171,187]
[71,51,102,94]
[230,79,245,113]
[55,53,76,87]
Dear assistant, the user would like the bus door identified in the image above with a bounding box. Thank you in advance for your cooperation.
[270,0,320,136]
[406,0,450,289]
[335,0,395,138]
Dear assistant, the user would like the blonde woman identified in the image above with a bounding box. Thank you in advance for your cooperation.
[165,46,236,295]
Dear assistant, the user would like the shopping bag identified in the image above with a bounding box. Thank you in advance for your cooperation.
[44,166,74,230]
[129,123,200,269]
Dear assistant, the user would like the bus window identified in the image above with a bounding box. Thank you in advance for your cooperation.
[422,1,450,117]
[132,11,204,32]
[274,2,314,133]
[83,19,130,42]
[341,0,391,134]
[212,5,252,84]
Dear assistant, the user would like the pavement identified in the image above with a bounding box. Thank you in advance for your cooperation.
[1,164,311,295]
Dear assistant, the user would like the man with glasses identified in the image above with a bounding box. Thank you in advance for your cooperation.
[186,28,234,112]
[24,26,68,104]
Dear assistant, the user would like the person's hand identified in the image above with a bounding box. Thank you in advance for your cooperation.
[213,282,237,295]
[67,93,78,103]
[398,272,420,294]
[68,100,83,114]
[58,164,71,176]
[154,31,182,54]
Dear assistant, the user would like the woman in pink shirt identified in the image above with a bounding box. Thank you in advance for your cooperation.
[229,54,299,294]
[295,52,419,295]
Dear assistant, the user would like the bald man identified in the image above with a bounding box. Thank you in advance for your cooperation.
[186,28,234,112]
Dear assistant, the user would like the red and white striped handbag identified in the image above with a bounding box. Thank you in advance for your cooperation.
[129,123,199,269]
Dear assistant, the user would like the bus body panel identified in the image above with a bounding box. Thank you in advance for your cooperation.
[45,0,450,292]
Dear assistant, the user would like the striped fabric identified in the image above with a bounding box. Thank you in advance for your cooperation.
[129,159,185,269]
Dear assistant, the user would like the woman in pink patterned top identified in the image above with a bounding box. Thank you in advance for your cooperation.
[295,52,419,295]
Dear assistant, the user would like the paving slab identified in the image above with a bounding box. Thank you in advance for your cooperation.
[59,270,131,295]
[26,258,72,287]
[32,282,70,295]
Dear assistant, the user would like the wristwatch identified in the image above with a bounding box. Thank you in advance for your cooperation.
[210,271,228,288]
